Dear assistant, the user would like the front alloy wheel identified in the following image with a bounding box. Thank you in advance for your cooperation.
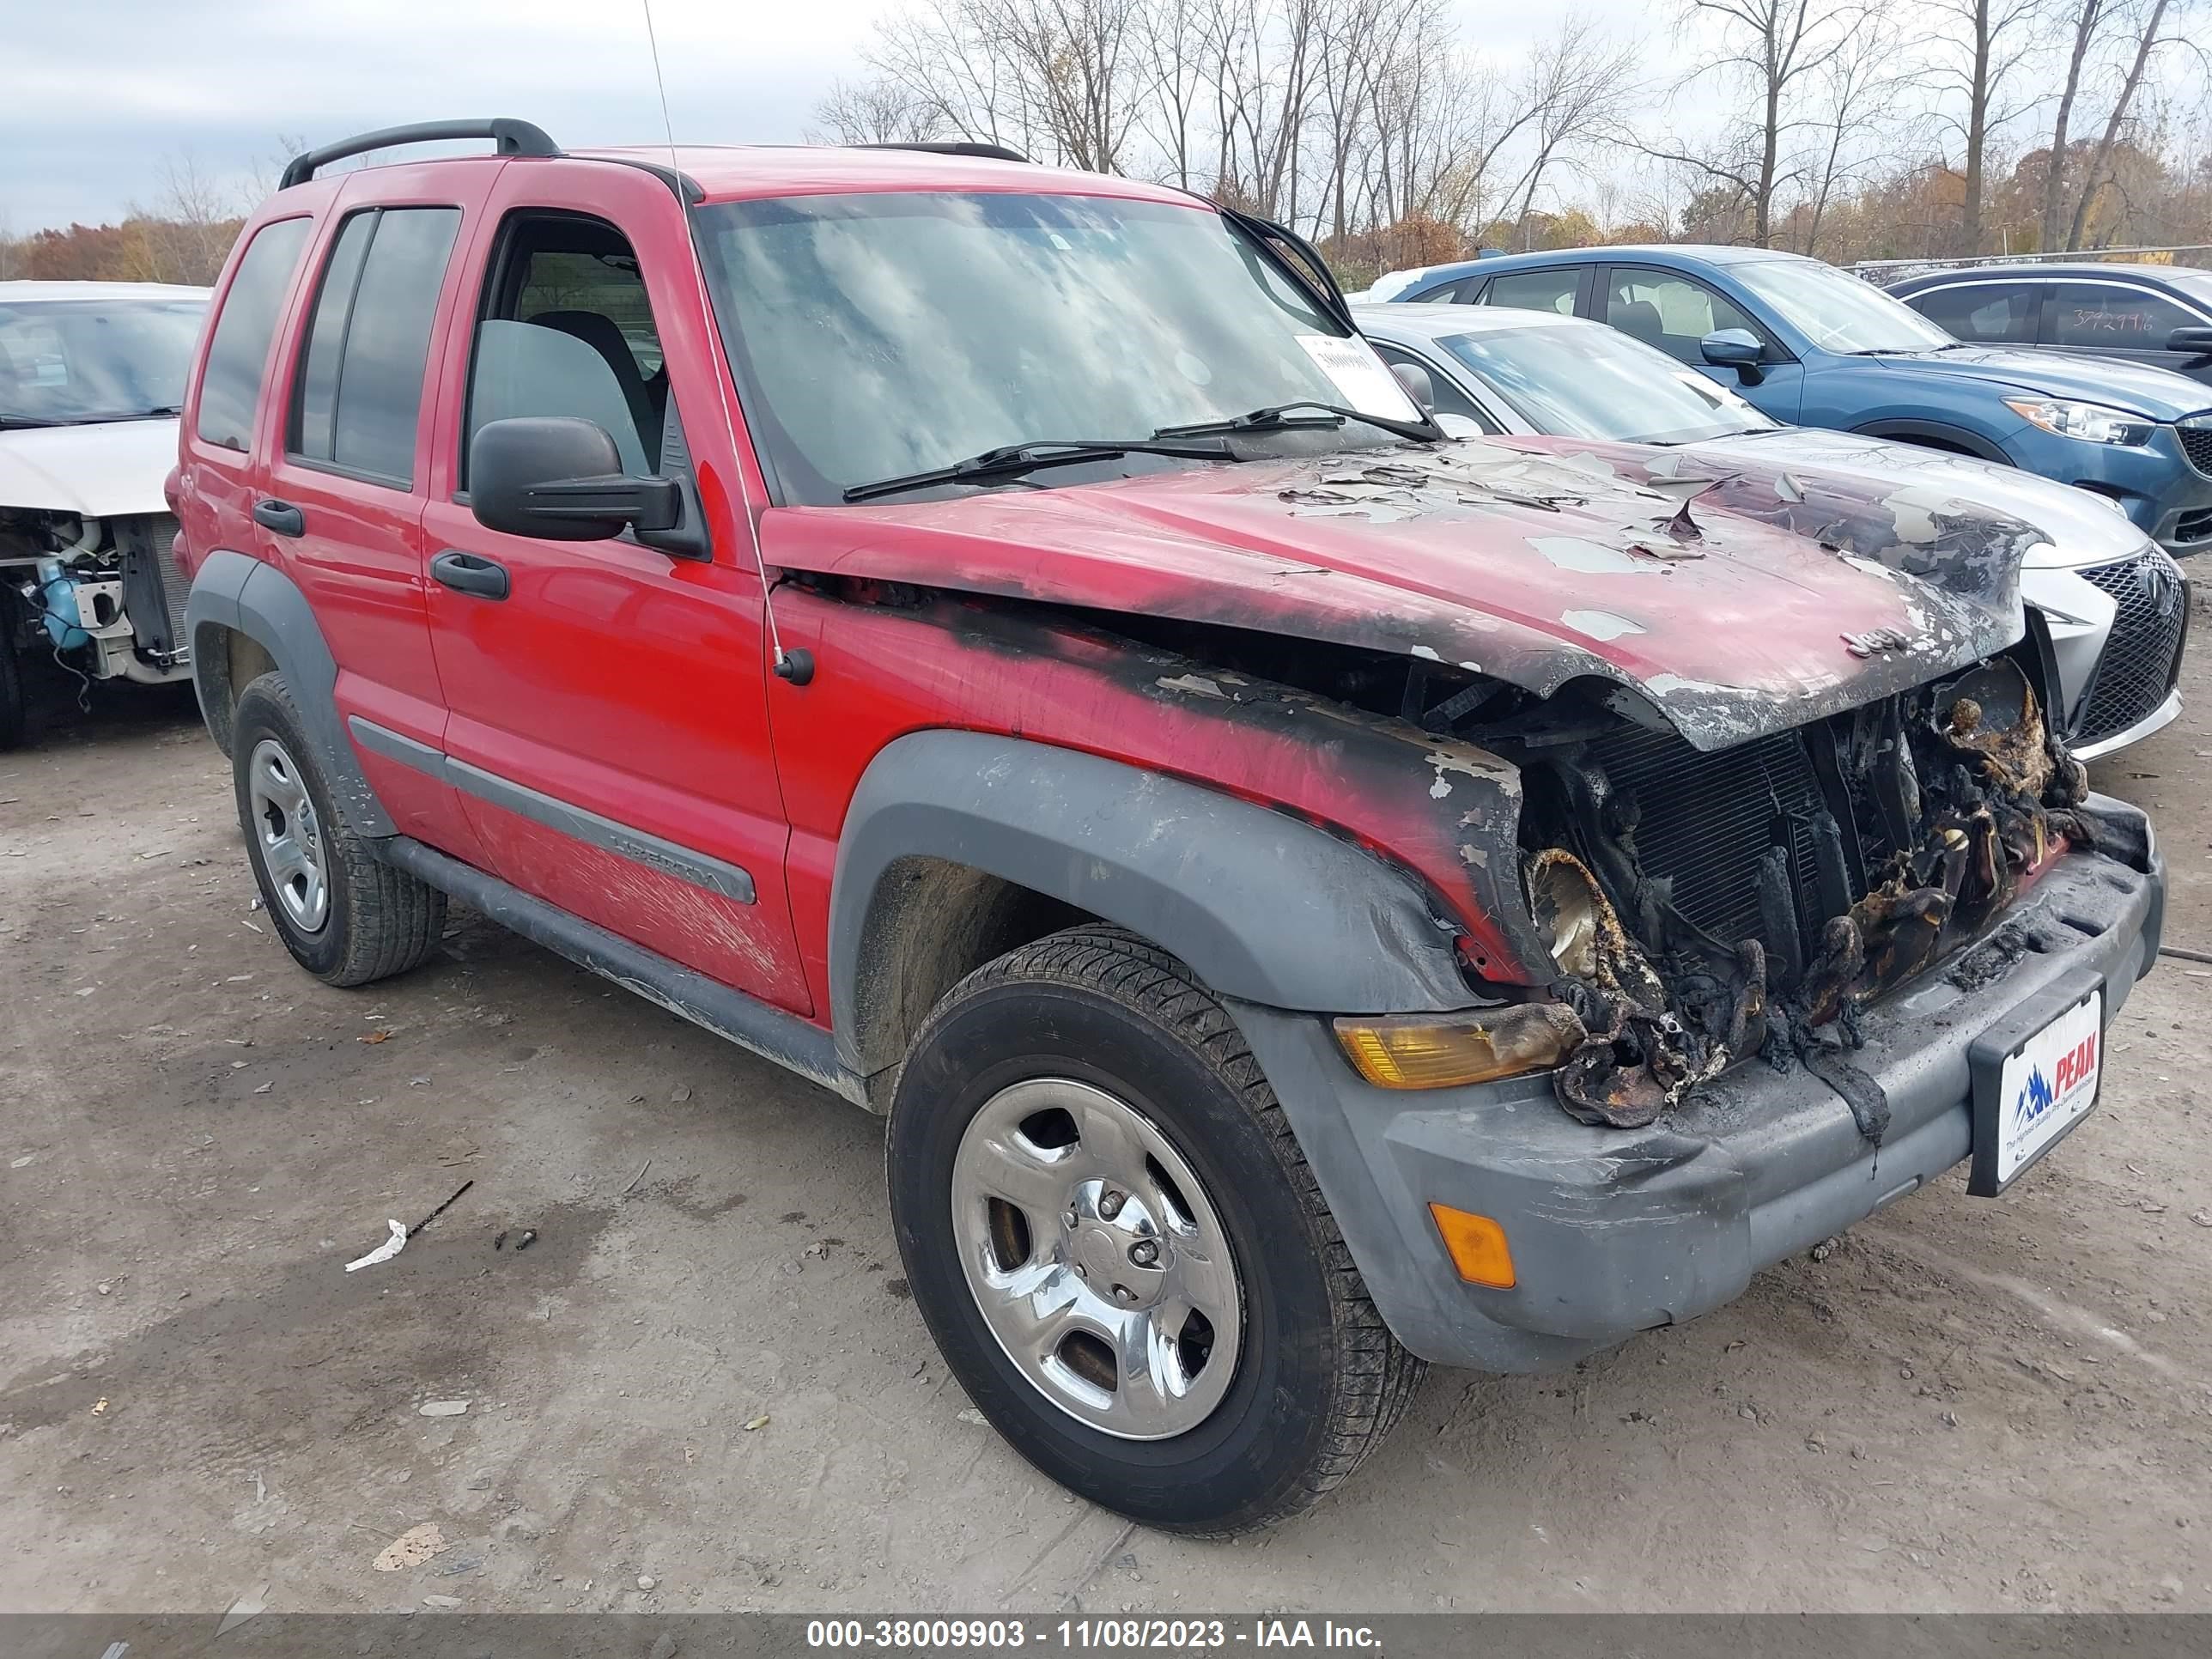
[952,1078,1243,1439]
[889,925,1424,1534]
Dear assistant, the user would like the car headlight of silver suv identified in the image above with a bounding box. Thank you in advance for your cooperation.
[2003,397,2156,447]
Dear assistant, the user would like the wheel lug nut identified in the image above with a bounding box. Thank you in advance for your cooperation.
[1112,1285,1136,1304]
[1098,1190,1126,1219]
[1129,1239,1159,1267]
[1074,1264,1089,1279]
[1062,1210,1079,1230]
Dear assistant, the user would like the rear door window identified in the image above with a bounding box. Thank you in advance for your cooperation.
[1907,282,2039,343]
[1603,268,1761,363]
[2045,282,2198,347]
[1478,268,1582,316]
[288,206,463,485]
[195,217,312,452]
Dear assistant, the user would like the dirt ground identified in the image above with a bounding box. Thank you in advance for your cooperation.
[2,619,2208,1620]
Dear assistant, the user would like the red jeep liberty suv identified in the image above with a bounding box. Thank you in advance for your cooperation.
[172,119,2164,1533]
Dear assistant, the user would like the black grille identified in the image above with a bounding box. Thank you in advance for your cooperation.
[116,513,188,659]
[2073,548,2188,745]
[149,514,187,651]
[2180,420,2212,477]
[1589,723,1826,954]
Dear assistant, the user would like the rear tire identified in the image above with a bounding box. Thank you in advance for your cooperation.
[887,924,1423,1534]
[230,672,445,987]
[0,640,23,752]
[0,594,27,751]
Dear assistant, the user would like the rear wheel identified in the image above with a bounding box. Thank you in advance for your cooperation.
[230,672,445,987]
[888,925,1423,1534]
[0,594,26,750]
[0,641,22,752]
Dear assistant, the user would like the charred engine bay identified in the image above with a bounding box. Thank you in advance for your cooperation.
[1507,652,2094,1139]
[798,579,2094,1139]
[1102,608,2095,1138]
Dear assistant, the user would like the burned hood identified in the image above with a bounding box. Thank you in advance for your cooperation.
[764,436,2039,750]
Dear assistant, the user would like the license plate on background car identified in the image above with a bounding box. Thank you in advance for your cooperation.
[1967,976,2105,1196]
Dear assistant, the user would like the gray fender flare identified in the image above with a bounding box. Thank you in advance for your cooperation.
[829,730,1474,1081]
[185,548,394,837]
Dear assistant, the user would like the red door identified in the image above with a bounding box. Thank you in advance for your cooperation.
[257,163,502,859]
[416,162,808,1012]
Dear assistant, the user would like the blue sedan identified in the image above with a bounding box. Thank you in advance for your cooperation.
[1370,245,2212,555]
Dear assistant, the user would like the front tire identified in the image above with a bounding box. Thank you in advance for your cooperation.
[230,672,445,987]
[887,925,1423,1534]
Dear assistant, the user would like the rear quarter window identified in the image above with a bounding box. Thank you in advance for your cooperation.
[195,217,312,451]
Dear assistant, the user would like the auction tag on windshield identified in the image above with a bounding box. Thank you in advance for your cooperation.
[1296,335,1424,422]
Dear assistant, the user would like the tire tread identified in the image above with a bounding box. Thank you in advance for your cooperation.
[935,922,1425,1533]
[234,672,445,988]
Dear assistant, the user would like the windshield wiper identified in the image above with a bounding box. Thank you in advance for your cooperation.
[1156,399,1441,441]
[0,413,69,429]
[842,437,1234,504]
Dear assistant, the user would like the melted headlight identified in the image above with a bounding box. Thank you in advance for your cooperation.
[1525,846,1601,976]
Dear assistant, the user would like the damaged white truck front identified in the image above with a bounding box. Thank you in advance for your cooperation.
[0,282,210,747]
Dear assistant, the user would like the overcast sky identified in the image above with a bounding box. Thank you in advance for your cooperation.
[3,0,1645,234]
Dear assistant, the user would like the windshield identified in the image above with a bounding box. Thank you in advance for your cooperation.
[1437,324,1775,444]
[0,295,207,424]
[1730,258,1954,355]
[696,191,1408,504]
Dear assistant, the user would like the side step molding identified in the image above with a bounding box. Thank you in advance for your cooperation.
[380,837,867,1108]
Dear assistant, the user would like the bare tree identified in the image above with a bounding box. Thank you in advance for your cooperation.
[1633,0,1859,246]
[1925,0,2044,252]
[2064,0,2192,246]
[1801,3,1921,253]
[1498,15,1643,239]
[807,78,946,145]
[2039,0,2114,247]
[122,151,243,285]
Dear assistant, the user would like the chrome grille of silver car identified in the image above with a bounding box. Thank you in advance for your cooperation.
[2072,548,2189,747]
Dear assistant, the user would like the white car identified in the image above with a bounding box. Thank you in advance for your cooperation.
[1357,302,2187,759]
[1,280,210,746]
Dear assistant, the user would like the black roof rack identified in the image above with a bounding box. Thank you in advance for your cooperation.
[280,118,561,190]
[858,141,1030,164]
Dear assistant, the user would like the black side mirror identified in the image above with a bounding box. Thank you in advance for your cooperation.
[2166,325,2212,360]
[1700,328,1766,386]
[1389,359,1439,412]
[470,416,683,542]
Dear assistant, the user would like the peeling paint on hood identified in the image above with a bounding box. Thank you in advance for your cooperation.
[765,434,2039,751]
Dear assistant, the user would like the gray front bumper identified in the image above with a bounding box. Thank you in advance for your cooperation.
[1233,810,2164,1374]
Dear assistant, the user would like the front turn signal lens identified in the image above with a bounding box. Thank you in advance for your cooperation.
[1333,1003,1584,1090]
[1429,1203,1516,1287]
